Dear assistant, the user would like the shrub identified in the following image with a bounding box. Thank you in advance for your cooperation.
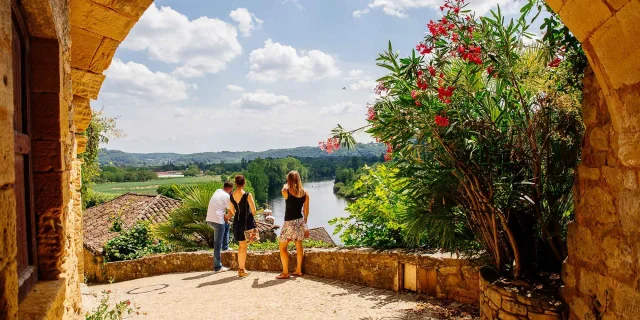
[85,290,135,320]
[83,189,117,209]
[103,222,171,262]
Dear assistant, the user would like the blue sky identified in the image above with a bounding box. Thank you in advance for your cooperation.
[97,0,529,153]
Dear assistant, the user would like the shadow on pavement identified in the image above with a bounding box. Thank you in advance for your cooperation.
[197,275,242,288]
[251,278,288,289]
[182,272,215,281]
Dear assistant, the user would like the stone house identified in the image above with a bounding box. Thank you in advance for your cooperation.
[0,0,639,319]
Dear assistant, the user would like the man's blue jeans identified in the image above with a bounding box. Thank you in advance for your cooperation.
[223,222,230,250]
[207,221,225,271]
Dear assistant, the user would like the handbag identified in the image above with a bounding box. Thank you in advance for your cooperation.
[242,193,260,243]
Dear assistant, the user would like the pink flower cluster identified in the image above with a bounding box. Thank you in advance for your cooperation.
[416,43,433,55]
[435,115,450,127]
[437,86,455,104]
[384,143,393,161]
[374,82,388,95]
[367,105,376,121]
[319,137,340,154]
[457,44,482,65]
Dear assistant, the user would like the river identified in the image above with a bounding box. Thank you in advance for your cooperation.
[267,180,350,243]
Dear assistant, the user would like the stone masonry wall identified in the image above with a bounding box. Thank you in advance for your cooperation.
[0,0,19,318]
[561,67,640,319]
[84,249,481,304]
[479,269,563,320]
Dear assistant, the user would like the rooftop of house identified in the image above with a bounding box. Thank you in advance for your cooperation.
[83,193,182,255]
[308,227,336,246]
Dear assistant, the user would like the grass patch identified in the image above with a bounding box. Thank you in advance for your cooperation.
[93,176,219,195]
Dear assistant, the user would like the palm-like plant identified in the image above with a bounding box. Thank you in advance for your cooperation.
[154,182,223,249]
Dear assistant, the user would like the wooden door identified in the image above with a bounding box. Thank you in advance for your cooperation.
[12,0,37,301]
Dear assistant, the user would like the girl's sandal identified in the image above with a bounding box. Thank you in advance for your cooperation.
[238,269,250,277]
[276,273,291,279]
[292,272,303,277]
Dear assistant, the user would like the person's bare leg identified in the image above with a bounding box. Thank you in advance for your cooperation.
[277,240,290,278]
[294,240,304,275]
[238,241,247,271]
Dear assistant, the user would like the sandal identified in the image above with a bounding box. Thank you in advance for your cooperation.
[238,269,250,277]
[276,273,291,279]
[292,271,303,277]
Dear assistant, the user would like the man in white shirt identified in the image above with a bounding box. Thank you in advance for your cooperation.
[206,181,234,273]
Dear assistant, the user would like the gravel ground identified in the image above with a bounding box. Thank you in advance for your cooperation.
[82,271,479,320]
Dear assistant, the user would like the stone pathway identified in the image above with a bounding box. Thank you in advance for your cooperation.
[82,271,479,320]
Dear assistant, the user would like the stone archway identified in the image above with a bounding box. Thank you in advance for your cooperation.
[65,0,640,319]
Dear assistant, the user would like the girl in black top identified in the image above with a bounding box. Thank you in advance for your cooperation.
[226,175,257,277]
[276,171,310,279]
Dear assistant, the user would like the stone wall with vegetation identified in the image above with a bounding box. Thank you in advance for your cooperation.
[84,249,481,304]
[479,269,563,320]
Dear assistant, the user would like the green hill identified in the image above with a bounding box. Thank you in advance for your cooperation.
[98,143,386,167]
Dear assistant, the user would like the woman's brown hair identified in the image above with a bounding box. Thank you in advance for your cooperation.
[235,174,246,187]
[286,171,305,196]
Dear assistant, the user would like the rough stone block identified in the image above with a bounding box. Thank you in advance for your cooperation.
[558,0,612,42]
[497,310,519,320]
[618,132,640,167]
[602,234,634,279]
[17,278,66,319]
[528,312,560,320]
[71,68,105,99]
[623,170,637,189]
[0,189,17,270]
[578,186,616,224]
[109,0,154,19]
[577,165,601,181]
[72,95,92,133]
[32,140,65,172]
[0,261,19,320]
[562,263,576,288]
[602,166,623,191]
[590,127,609,151]
[88,37,119,73]
[76,134,87,154]
[29,37,60,93]
[70,0,136,41]
[70,26,103,70]
[502,298,527,316]
[617,190,640,234]
[611,282,640,318]
[0,104,14,187]
[33,170,70,216]
[590,0,640,90]
[567,223,603,267]
[30,92,63,141]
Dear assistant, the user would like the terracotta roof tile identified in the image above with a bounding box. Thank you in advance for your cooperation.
[83,193,181,255]
[308,227,336,245]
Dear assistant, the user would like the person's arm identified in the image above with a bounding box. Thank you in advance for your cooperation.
[303,193,310,225]
[248,193,258,216]
[226,199,235,221]
[281,184,288,199]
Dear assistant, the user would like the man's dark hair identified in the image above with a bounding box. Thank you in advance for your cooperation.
[223,181,233,189]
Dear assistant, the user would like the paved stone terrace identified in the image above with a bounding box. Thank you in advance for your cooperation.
[82,271,479,320]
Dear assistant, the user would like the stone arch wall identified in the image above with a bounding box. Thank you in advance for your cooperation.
[546,0,640,319]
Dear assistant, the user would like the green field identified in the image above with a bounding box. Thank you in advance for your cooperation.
[93,176,219,195]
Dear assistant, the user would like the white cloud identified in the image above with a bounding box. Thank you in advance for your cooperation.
[122,4,242,78]
[247,39,341,83]
[232,90,305,109]
[355,0,512,19]
[104,59,195,101]
[173,107,192,117]
[349,69,363,77]
[229,8,263,37]
[320,102,363,115]
[282,0,304,10]
[227,85,245,92]
[353,8,370,17]
[350,78,377,91]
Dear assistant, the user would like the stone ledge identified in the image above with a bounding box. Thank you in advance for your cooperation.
[84,248,482,304]
[18,278,66,320]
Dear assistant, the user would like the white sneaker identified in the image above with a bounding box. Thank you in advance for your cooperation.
[214,267,230,273]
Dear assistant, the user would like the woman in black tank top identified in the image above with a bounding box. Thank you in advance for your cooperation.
[226,175,257,277]
[276,171,310,279]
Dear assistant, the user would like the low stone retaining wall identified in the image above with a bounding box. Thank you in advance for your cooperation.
[479,268,564,320]
[85,248,481,304]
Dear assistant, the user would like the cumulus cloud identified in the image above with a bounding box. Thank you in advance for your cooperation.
[353,8,370,17]
[354,0,514,18]
[227,85,245,92]
[232,90,305,109]
[229,8,263,37]
[104,59,195,101]
[350,78,377,92]
[122,4,242,78]
[247,39,341,83]
[320,102,363,115]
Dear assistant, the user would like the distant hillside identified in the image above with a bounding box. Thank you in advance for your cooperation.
[98,143,386,166]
